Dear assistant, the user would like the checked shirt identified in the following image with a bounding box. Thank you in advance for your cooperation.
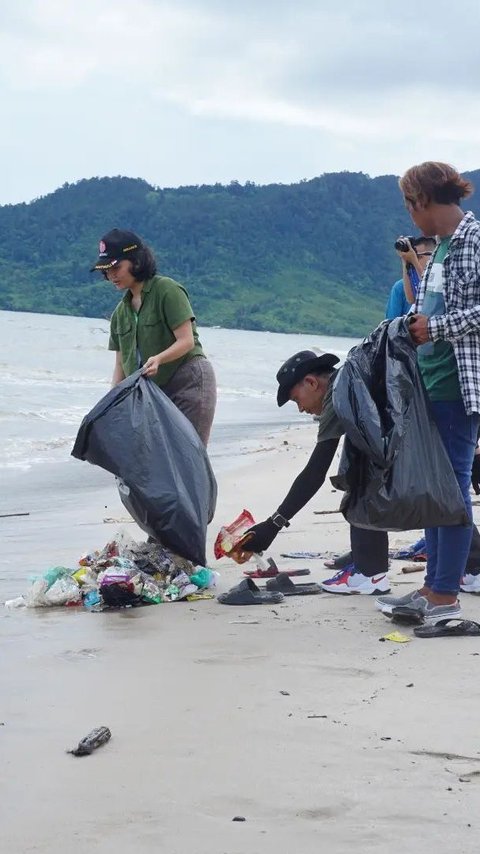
[414,211,480,415]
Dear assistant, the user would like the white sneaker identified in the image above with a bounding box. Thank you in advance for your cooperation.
[322,571,390,595]
[460,573,480,594]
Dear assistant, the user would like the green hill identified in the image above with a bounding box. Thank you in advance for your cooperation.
[1,170,479,336]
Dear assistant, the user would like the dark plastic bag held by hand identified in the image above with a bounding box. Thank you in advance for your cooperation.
[72,371,217,565]
[331,317,468,531]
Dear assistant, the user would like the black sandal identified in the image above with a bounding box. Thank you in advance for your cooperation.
[414,619,480,638]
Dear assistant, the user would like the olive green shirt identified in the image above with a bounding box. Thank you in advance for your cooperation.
[108,275,205,387]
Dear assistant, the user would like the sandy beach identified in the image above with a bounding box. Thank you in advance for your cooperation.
[2,423,480,853]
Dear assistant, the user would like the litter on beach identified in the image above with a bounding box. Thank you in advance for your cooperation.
[380,631,412,643]
[4,531,219,611]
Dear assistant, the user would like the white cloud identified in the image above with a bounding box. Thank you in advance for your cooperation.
[0,0,479,204]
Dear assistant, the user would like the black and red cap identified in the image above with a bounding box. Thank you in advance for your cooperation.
[91,229,143,271]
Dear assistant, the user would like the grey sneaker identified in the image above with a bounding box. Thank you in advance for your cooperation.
[392,598,462,626]
[375,589,423,615]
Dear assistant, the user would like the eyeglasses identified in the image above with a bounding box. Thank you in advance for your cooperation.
[417,252,433,257]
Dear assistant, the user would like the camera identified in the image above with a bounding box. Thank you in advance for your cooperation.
[394,236,418,252]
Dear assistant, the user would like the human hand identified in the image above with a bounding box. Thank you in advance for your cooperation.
[472,454,480,495]
[142,355,163,377]
[408,314,430,345]
[396,237,418,266]
[233,518,279,561]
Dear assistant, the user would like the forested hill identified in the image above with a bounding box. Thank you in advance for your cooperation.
[1,170,479,336]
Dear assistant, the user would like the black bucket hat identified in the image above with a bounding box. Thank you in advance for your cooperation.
[91,228,143,271]
[276,350,340,406]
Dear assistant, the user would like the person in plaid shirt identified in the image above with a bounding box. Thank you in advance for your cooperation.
[376,162,480,626]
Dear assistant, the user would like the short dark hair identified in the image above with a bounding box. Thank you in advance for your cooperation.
[415,236,437,247]
[101,244,157,281]
[400,161,473,207]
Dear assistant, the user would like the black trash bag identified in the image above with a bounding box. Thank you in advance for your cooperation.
[331,317,469,531]
[72,371,217,565]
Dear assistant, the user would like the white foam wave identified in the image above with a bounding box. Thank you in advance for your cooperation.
[1,436,75,470]
[217,386,270,399]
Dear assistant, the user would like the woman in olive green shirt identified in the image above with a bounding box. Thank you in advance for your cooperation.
[92,228,216,445]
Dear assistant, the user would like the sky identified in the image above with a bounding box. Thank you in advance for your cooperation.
[1,0,480,205]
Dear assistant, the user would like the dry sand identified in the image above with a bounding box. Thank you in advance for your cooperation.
[2,424,480,853]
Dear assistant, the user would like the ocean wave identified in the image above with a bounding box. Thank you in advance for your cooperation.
[0,436,75,470]
[217,386,270,399]
[0,371,109,388]
[0,406,87,425]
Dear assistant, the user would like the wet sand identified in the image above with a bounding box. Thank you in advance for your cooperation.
[2,425,480,853]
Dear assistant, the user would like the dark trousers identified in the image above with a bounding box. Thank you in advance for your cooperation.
[350,525,389,576]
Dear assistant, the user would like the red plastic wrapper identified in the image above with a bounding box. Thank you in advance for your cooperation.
[214,509,256,560]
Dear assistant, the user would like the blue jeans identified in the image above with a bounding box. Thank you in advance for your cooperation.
[424,401,480,594]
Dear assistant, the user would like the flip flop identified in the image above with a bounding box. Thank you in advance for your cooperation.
[263,573,322,596]
[414,619,480,638]
[244,567,311,579]
[323,551,353,569]
[280,551,325,560]
[217,578,285,605]
[390,606,425,625]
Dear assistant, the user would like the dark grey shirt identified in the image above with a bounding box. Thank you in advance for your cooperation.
[316,370,344,443]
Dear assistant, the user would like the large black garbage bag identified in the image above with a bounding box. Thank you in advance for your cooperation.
[331,317,468,530]
[72,371,217,565]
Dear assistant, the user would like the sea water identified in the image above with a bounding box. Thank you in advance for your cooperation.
[0,309,359,483]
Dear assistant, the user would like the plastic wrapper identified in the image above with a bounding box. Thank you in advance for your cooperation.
[214,510,256,560]
[25,570,81,608]
[331,317,469,531]
[72,371,217,566]
[44,576,81,606]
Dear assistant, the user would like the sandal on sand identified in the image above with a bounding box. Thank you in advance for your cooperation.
[323,551,353,570]
[414,619,480,638]
[244,567,311,579]
[263,573,322,596]
[217,578,284,605]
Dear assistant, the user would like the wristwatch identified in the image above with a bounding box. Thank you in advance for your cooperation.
[270,512,290,529]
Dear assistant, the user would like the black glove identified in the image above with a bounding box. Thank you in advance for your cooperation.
[472,455,480,495]
[240,518,279,554]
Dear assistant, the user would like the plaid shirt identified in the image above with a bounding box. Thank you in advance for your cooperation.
[415,210,480,414]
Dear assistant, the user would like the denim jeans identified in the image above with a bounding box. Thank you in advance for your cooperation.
[424,400,480,594]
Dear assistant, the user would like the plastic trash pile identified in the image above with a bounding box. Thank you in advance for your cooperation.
[5,532,219,611]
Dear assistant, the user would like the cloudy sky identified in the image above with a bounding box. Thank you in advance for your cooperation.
[1,0,479,205]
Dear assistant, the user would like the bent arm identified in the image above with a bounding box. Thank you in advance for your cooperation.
[158,319,194,364]
[142,320,195,378]
[402,264,415,305]
[428,305,480,341]
[277,438,340,519]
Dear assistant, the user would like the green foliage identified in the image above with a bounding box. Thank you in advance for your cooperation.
[1,170,479,336]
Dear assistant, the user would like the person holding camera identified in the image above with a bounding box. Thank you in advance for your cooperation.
[376,161,480,624]
[385,235,436,319]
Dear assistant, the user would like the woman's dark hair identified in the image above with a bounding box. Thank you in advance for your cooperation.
[101,244,157,281]
[130,245,157,281]
[399,161,473,208]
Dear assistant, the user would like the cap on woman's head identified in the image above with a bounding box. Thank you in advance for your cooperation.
[91,229,144,271]
[276,350,340,406]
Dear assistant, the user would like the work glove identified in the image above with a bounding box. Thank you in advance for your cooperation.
[472,455,480,495]
[238,518,279,555]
